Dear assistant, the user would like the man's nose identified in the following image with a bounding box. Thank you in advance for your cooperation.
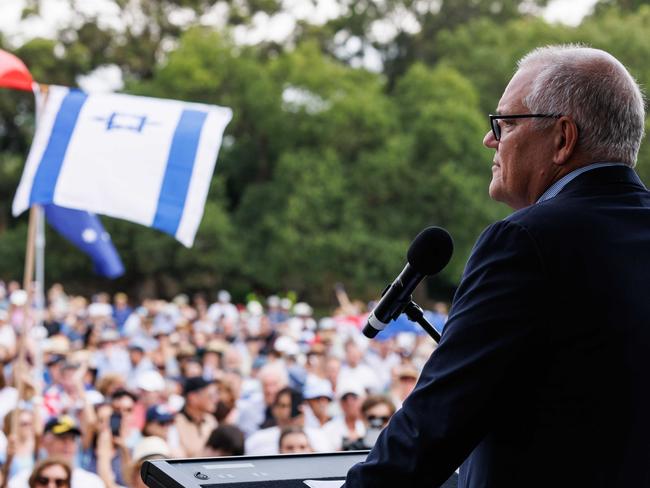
[483,130,498,149]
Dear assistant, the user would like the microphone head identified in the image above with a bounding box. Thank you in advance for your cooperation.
[406,226,454,275]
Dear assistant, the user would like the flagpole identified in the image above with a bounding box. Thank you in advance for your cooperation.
[34,204,45,386]
[12,204,39,435]
[11,83,49,437]
[33,84,48,388]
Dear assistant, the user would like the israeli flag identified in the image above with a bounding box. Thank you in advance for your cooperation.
[44,204,125,279]
[13,85,232,247]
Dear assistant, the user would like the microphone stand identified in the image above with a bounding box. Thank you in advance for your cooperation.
[403,300,441,343]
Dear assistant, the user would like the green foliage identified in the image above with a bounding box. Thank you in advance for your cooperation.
[0,0,649,307]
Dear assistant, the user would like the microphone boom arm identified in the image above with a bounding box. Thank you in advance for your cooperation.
[404,300,441,342]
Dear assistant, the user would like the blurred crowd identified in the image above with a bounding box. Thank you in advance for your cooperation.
[0,280,448,488]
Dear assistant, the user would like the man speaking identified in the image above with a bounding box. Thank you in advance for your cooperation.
[344,45,648,487]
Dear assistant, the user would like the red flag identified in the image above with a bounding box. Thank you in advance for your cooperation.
[0,49,33,91]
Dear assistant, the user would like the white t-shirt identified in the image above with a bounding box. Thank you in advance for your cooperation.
[9,466,106,488]
[323,417,366,451]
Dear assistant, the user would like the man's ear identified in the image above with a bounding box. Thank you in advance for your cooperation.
[553,116,579,165]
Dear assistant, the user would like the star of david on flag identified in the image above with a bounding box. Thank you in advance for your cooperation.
[13,85,233,247]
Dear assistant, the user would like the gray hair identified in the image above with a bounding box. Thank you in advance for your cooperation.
[517,44,645,167]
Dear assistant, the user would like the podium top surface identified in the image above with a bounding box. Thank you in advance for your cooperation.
[141,451,369,488]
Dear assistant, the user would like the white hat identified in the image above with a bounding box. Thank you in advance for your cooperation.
[274,336,299,356]
[218,290,231,303]
[293,302,313,317]
[136,370,166,392]
[9,290,27,307]
[336,380,365,400]
[132,436,171,462]
[247,300,264,316]
[303,377,334,400]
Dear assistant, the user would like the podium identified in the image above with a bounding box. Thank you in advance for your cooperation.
[141,451,458,487]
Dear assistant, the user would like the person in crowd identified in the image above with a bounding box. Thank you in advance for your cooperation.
[204,425,245,457]
[323,382,366,451]
[207,291,239,325]
[365,338,400,392]
[237,363,288,436]
[174,377,218,457]
[112,293,132,333]
[9,416,105,488]
[278,427,312,454]
[338,340,380,394]
[245,387,332,455]
[110,389,141,450]
[26,458,71,488]
[302,378,333,428]
[125,339,155,391]
[94,330,130,380]
[344,45,649,487]
[142,404,182,458]
[213,378,239,425]
[343,395,396,451]
[388,363,419,409]
[1,409,40,479]
[124,436,170,488]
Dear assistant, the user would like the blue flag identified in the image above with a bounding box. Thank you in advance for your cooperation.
[43,204,125,279]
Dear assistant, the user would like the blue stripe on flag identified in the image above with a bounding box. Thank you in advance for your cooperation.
[152,109,207,236]
[29,89,88,205]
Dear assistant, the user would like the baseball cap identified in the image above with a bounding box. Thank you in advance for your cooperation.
[145,405,175,424]
[303,378,334,401]
[44,415,81,436]
[183,376,214,396]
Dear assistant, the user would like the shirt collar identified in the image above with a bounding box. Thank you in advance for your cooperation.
[536,162,632,204]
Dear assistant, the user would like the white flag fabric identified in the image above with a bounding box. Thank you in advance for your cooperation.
[13,85,232,247]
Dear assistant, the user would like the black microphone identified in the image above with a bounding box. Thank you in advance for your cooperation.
[363,227,453,338]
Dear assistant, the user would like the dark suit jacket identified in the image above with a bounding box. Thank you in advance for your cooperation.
[344,166,650,487]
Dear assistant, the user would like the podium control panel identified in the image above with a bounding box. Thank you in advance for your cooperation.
[141,451,458,488]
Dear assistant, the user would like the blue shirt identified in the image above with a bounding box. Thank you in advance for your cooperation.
[537,162,643,204]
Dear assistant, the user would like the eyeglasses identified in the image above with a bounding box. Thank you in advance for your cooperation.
[489,114,560,141]
[35,476,69,487]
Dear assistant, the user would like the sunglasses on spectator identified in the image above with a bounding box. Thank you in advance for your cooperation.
[35,476,69,487]
[367,415,390,424]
